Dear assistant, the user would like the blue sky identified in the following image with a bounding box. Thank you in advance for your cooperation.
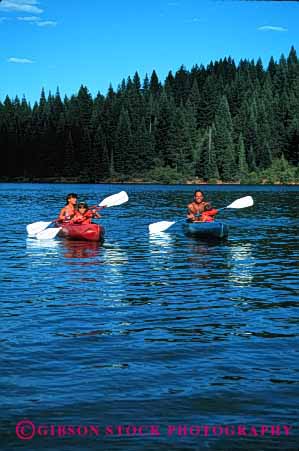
[0,0,299,104]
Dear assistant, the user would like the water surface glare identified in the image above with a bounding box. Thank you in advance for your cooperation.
[1,183,298,451]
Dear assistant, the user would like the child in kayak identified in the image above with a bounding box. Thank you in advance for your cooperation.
[187,190,211,222]
[199,204,219,222]
[72,202,101,224]
[58,193,78,223]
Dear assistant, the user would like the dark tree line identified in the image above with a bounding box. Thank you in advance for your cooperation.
[1,46,299,182]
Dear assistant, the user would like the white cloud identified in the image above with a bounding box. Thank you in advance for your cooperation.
[17,14,57,27]
[8,57,34,63]
[0,1,43,14]
[0,16,9,22]
[37,20,56,27]
[17,15,56,26]
[17,15,39,21]
[258,25,287,32]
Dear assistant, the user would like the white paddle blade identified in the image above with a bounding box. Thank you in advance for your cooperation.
[35,227,61,240]
[26,221,53,236]
[226,196,254,209]
[149,221,176,234]
[99,191,129,207]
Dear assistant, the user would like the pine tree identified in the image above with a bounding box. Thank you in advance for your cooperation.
[142,73,150,93]
[79,127,100,180]
[247,144,257,172]
[114,108,132,174]
[236,133,248,178]
[187,78,201,127]
[256,100,273,168]
[54,112,66,175]
[267,56,277,80]
[101,85,118,174]
[184,99,199,150]
[125,71,145,133]
[131,117,155,173]
[64,131,78,176]
[164,71,175,98]
[286,118,299,165]
[93,124,110,178]
[173,106,195,175]
[196,126,219,180]
[272,90,289,157]
[213,95,236,178]
[174,65,190,105]
[197,75,220,128]
[77,85,93,129]
[39,88,47,114]
[273,54,288,95]
[149,70,162,96]
[154,91,176,167]
[243,102,258,170]
[53,87,64,125]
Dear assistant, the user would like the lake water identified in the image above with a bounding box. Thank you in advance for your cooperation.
[1,183,298,451]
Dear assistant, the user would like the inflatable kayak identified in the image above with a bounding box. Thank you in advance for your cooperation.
[183,221,229,239]
[57,223,105,242]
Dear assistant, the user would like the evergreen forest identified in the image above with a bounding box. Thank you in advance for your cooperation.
[1,46,299,184]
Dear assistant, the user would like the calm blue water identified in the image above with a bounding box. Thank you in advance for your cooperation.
[1,183,298,451]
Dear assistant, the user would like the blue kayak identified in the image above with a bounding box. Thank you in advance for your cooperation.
[183,221,229,239]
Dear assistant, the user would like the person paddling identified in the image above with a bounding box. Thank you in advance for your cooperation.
[72,202,100,225]
[58,193,78,223]
[187,190,211,222]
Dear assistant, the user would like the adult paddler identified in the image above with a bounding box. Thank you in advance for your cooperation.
[187,190,211,222]
[58,193,78,223]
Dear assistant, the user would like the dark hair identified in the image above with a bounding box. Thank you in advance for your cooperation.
[194,190,204,197]
[78,202,88,210]
[66,193,78,204]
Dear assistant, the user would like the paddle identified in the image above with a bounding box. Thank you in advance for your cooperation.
[98,190,128,207]
[27,220,54,236]
[35,227,62,240]
[148,195,254,234]
[27,191,129,237]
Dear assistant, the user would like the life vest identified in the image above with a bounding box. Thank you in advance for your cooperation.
[200,208,218,222]
[72,210,93,224]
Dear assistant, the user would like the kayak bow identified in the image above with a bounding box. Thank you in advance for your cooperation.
[183,221,229,239]
[57,223,105,242]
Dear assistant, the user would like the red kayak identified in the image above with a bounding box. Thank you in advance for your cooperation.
[57,223,105,242]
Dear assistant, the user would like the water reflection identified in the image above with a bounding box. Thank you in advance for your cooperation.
[26,237,60,256]
[25,238,61,271]
[98,244,129,303]
[148,231,175,252]
[184,239,220,268]
[103,243,129,267]
[148,232,176,275]
[228,243,255,286]
[62,240,102,259]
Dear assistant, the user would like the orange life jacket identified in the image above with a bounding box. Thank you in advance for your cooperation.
[200,208,218,222]
[72,210,93,224]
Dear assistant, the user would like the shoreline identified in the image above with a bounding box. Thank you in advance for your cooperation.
[0,176,299,185]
